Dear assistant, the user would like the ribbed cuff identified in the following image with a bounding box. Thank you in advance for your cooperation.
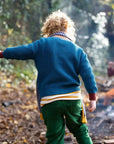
[89,93,96,100]
[0,51,4,58]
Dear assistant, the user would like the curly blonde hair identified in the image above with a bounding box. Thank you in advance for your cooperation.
[41,10,76,42]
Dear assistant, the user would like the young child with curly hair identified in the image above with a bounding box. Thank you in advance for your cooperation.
[0,10,97,144]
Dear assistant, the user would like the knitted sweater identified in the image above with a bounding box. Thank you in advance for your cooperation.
[1,37,97,103]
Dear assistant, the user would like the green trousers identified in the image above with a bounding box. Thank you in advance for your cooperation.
[41,100,93,144]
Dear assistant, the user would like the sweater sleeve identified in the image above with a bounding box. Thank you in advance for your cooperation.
[79,49,98,100]
[3,40,39,60]
[0,51,3,58]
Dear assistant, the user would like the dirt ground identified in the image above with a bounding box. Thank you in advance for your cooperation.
[0,73,114,144]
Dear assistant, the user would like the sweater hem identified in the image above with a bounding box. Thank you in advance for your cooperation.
[40,90,81,107]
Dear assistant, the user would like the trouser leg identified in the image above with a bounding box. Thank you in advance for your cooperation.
[41,101,65,144]
[65,100,93,144]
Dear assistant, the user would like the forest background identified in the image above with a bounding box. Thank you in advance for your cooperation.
[0,0,114,83]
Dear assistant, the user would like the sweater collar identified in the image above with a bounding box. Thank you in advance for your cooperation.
[49,31,72,41]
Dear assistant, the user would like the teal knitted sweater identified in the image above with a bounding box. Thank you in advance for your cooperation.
[3,37,97,99]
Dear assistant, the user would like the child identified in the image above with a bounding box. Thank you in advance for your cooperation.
[107,61,114,77]
[0,10,97,144]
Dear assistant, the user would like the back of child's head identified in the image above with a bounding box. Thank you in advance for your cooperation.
[41,10,76,42]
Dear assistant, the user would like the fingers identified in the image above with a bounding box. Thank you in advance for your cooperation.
[88,106,96,112]
[87,100,96,112]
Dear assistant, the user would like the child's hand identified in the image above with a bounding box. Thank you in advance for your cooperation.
[87,100,96,112]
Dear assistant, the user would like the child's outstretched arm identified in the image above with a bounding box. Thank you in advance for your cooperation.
[0,40,39,60]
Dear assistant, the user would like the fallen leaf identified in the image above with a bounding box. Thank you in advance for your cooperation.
[25,114,30,120]
[6,83,11,88]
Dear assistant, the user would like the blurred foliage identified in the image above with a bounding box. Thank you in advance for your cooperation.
[0,0,60,81]
[62,0,114,70]
[0,0,114,79]
[13,60,37,83]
